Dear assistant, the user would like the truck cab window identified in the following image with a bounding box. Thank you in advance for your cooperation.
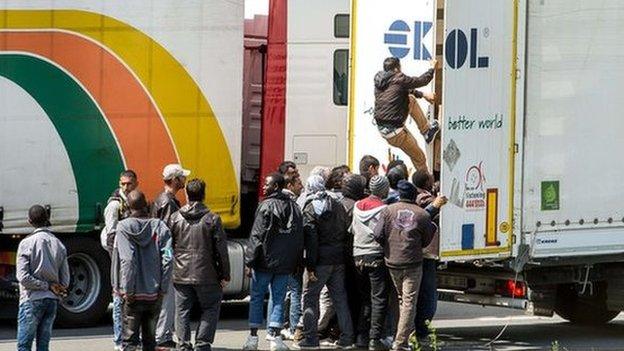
[333,49,349,106]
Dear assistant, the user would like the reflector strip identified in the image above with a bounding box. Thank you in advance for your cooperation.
[486,188,499,246]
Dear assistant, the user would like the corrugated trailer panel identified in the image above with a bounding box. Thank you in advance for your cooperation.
[522,0,624,258]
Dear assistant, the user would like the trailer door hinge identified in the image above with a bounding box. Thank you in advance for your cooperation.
[0,206,3,231]
[514,143,519,154]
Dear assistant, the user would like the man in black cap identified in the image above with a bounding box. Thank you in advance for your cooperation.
[374,180,435,350]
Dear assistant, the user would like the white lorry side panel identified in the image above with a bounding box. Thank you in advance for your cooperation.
[349,0,435,172]
[440,0,518,260]
[523,0,624,258]
[286,0,349,178]
[0,0,243,230]
[0,77,79,234]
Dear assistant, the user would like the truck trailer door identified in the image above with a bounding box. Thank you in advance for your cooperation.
[440,0,521,261]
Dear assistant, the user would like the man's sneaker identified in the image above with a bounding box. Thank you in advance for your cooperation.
[381,337,394,349]
[281,329,295,341]
[242,335,259,350]
[292,338,320,350]
[270,336,290,351]
[369,338,390,351]
[390,342,411,351]
[113,345,122,351]
[424,120,440,144]
[156,340,177,350]
[332,340,356,349]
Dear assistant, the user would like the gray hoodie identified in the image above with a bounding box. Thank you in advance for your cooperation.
[352,200,387,257]
[112,217,173,301]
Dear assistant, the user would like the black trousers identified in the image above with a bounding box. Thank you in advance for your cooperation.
[354,255,389,340]
[122,299,161,351]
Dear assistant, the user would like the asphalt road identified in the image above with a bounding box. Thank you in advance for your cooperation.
[1,301,624,350]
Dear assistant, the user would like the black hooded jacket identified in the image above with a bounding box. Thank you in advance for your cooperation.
[302,191,350,270]
[373,69,434,128]
[169,202,230,286]
[340,174,367,223]
[245,191,304,274]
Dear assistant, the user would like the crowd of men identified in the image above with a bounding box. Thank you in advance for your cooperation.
[242,157,446,351]
[17,164,231,351]
[15,56,443,351]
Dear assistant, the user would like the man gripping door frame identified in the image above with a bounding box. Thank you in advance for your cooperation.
[373,57,439,173]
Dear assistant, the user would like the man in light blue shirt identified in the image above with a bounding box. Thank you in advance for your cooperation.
[16,205,70,351]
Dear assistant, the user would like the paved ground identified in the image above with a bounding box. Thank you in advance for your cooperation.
[1,301,624,350]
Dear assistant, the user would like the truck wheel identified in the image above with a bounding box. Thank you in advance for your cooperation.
[554,282,619,325]
[56,237,111,327]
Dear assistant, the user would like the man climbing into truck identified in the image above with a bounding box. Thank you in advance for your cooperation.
[373,57,439,173]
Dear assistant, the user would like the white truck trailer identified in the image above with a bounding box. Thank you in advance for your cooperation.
[351,0,624,324]
[0,0,249,326]
[437,0,624,324]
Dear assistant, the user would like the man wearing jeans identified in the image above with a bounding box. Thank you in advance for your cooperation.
[243,173,304,351]
[374,181,435,350]
[16,205,69,351]
[279,174,305,340]
[100,170,139,350]
[296,180,355,349]
[373,57,439,173]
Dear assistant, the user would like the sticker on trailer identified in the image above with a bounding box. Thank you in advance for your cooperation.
[440,0,518,260]
[349,0,436,173]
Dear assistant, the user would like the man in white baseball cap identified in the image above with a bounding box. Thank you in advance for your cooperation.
[151,163,190,349]
[162,164,191,181]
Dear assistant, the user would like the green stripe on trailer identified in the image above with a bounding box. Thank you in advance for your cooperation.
[0,54,124,230]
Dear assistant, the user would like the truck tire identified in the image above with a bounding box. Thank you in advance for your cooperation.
[56,237,111,327]
[554,282,619,325]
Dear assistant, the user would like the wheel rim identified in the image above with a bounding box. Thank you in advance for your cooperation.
[62,253,101,313]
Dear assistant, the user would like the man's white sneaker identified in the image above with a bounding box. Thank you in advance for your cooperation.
[281,329,295,340]
[242,335,259,350]
[270,336,290,351]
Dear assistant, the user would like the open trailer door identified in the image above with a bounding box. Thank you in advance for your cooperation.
[440,0,522,261]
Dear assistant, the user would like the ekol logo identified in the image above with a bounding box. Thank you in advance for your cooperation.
[384,20,433,60]
[445,28,490,69]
